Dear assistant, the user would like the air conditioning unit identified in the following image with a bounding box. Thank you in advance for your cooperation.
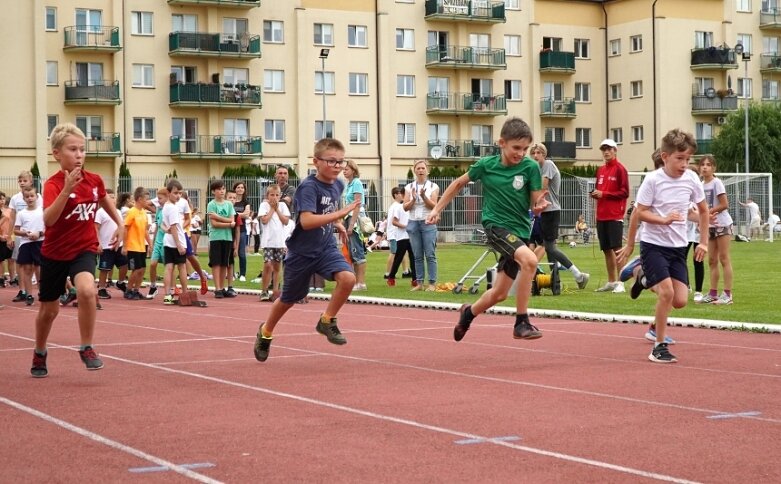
[716,116,727,125]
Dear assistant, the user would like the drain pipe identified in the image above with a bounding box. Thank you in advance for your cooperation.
[375,0,383,182]
[602,2,609,138]
[652,0,659,150]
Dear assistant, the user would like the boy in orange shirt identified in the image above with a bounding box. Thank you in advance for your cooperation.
[122,187,151,300]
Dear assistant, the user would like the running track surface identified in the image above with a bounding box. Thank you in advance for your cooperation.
[0,292,779,483]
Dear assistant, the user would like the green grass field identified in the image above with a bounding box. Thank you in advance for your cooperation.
[196,240,781,326]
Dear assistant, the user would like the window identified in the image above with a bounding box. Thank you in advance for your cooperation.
[576,128,591,148]
[132,64,154,88]
[397,123,416,145]
[264,70,284,92]
[543,81,562,101]
[763,79,779,99]
[133,118,154,140]
[315,71,335,94]
[544,127,564,142]
[349,73,368,95]
[45,7,56,31]
[630,80,643,97]
[315,120,334,140]
[737,33,752,54]
[736,0,751,12]
[396,29,414,50]
[695,122,713,140]
[694,76,714,95]
[131,12,153,35]
[763,36,779,54]
[172,118,197,153]
[505,0,521,9]
[504,80,521,101]
[473,125,494,145]
[263,20,283,43]
[504,35,521,56]
[631,125,644,143]
[223,68,248,86]
[314,23,333,45]
[470,33,490,53]
[350,121,369,143]
[76,116,103,140]
[172,14,196,32]
[429,123,450,144]
[543,37,562,51]
[223,119,250,153]
[171,66,196,84]
[574,82,591,102]
[76,9,102,31]
[738,77,752,98]
[610,128,623,144]
[428,30,448,49]
[46,61,57,85]
[428,76,449,95]
[348,25,367,47]
[397,75,415,96]
[574,39,589,59]
[609,83,622,101]
[222,18,248,42]
[74,62,104,86]
[630,35,642,52]
[609,39,621,56]
[47,115,58,136]
[265,120,285,142]
[695,31,714,49]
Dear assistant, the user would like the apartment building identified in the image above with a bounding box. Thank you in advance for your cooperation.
[2,0,779,181]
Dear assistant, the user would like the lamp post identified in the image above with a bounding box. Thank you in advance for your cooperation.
[735,42,751,235]
[319,48,330,138]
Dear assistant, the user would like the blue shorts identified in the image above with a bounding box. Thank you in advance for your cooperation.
[17,241,42,266]
[99,248,128,271]
[389,239,398,254]
[185,234,194,256]
[280,247,353,303]
[639,242,688,288]
[348,230,366,265]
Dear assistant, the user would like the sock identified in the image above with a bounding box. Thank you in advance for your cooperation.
[724,289,732,297]
[654,341,662,348]
[709,289,718,297]
[514,313,529,327]
[321,313,333,324]
[34,348,47,356]
[570,265,582,278]
[260,325,273,338]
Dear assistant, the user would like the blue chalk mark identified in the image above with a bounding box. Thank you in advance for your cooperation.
[455,435,521,445]
[706,411,761,420]
[129,462,216,473]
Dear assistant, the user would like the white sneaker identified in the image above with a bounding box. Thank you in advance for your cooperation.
[239,276,247,282]
[251,277,261,284]
[575,273,590,290]
[612,282,626,293]
[693,292,704,303]
[353,283,367,291]
[594,282,616,292]
[714,293,733,305]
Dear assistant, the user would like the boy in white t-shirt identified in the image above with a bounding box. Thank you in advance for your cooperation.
[94,189,128,300]
[13,187,45,305]
[162,179,188,305]
[8,170,42,293]
[385,187,416,287]
[258,185,290,301]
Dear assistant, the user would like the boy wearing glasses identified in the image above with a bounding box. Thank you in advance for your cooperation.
[254,138,361,362]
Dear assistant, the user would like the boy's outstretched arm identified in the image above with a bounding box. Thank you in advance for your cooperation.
[426,173,470,224]
[298,200,360,231]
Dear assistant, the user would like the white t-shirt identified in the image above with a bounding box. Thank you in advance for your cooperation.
[176,197,192,232]
[9,192,42,215]
[702,177,733,228]
[405,180,439,221]
[745,201,760,223]
[15,207,45,247]
[162,202,185,249]
[258,201,290,248]
[387,201,409,241]
[636,169,704,248]
[94,207,120,249]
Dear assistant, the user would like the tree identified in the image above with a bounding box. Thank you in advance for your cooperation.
[118,160,132,193]
[712,102,781,181]
[30,160,41,191]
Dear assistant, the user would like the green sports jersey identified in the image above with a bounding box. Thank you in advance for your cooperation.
[467,154,542,238]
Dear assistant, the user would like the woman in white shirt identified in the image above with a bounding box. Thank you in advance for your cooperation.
[403,159,440,291]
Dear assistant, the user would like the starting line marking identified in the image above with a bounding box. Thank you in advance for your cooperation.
[130,462,216,474]
[706,411,762,420]
[455,435,521,445]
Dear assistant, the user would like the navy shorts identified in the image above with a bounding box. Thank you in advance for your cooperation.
[484,226,528,280]
[209,240,233,268]
[280,247,353,303]
[99,248,128,271]
[17,241,42,266]
[639,241,688,288]
[0,242,11,262]
[597,220,624,251]
[39,252,97,302]
[127,251,146,271]
[164,246,186,265]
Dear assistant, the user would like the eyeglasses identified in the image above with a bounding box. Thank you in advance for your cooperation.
[316,157,346,167]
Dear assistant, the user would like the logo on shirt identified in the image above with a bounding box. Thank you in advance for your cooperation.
[92,187,99,201]
[65,203,97,221]
[513,176,525,190]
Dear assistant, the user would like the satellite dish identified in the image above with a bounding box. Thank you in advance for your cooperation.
[705,87,716,99]
[430,145,443,160]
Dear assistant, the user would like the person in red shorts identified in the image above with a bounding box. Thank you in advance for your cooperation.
[30,123,124,378]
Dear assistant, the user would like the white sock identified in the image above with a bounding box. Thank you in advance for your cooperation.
[570,265,582,278]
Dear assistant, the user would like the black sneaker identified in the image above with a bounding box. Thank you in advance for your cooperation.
[12,291,26,302]
[401,271,413,279]
[513,320,543,340]
[214,289,225,299]
[145,286,158,299]
[25,294,34,306]
[649,342,677,363]
[316,316,347,345]
[60,290,77,306]
[0,278,5,288]
[224,287,237,298]
[31,351,48,378]
[116,281,127,293]
[253,326,273,362]
[97,288,111,299]
[10,277,19,287]
[630,267,646,300]
[78,346,104,370]
[454,304,473,342]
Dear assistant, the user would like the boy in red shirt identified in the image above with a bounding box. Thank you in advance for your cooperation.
[31,123,124,378]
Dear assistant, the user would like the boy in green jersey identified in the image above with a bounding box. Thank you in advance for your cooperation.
[427,117,549,341]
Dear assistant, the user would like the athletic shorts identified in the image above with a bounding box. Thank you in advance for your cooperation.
[280,247,352,303]
[39,252,97,302]
[209,240,233,268]
[263,247,285,263]
[17,241,42,266]
[540,211,562,242]
[639,242,688,288]
[597,220,624,251]
[0,241,11,262]
[388,239,398,254]
[185,235,194,257]
[127,251,147,271]
[709,225,734,240]
[348,230,366,265]
[150,242,164,264]
[99,248,128,271]
[484,225,528,280]
[164,246,186,265]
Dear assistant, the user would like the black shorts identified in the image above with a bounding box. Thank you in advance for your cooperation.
[39,252,97,302]
[164,246,186,265]
[99,248,128,271]
[17,241,42,266]
[209,240,233,268]
[529,216,543,245]
[540,211,561,242]
[597,220,624,251]
[484,225,528,280]
[127,251,147,271]
[0,241,11,262]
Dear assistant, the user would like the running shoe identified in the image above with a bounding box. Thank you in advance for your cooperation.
[619,256,642,282]
[253,326,273,362]
[612,282,626,293]
[163,294,175,305]
[116,281,127,293]
[453,304,473,342]
[576,273,590,290]
[79,346,104,370]
[30,350,48,378]
[700,293,719,304]
[649,342,677,363]
[12,291,26,302]
[97,288,111,299]
[259,291,271,302]
[713,293,733,305]
[644,328,676,345]
[594,282,616,292]
[25,295,34,306]
[630,267,646,300]
[316,315,347,345]
[224,287,237,298]
[513,320,543,340]
[146,286,158,299]
[692,292,703,303]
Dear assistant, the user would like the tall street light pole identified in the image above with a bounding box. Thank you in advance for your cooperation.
[319,48,330,138]
[735,42,751,235]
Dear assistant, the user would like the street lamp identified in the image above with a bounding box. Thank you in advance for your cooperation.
[735,42,751,234]
[319,48,330,138]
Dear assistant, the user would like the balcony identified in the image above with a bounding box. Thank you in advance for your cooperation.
[690,47,738,70]
[424,0,506,23]
[691,94,738,115]
[695,138,714,155]
[539,97,576,118]
[426,92,507,116]
[428,139,500,160]
[169,32,261,58]
[759,53,781,73]
[64,81,121,105]
[167,0,261,8]
[170,135,263,159]
[760,8,781,29]
[85,133,121,157]
[545,141,577,159]
[761,96,781,107]
[539,50,575,74]
[63,26,121,52]
[425,45,505,70]
[170,82,261,109]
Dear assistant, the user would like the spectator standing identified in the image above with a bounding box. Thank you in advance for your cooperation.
[257,185,290,301]
[403,160,440,291]
[699,155,734,305]
[13,186,45,305]
[342,159,368,291]
[385,186,416,287]
[739,198,761,240]
[232,181,252,281]
[190,207,202,255]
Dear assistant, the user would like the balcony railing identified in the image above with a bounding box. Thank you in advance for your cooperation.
[690,47,738,70]
[85,133,121,156]
[760,8,781,29]
[63,26,121,51]
[170,82,262,108]
[539,50,576,73]
[544,141,577,159]
[426,92,507,116]
[428,139,500,159]
[759,53,781,72]
[691,94,738,114]
[695,138,714,155]
[425,45,505,69]
[169,32,261,58]
[540,97,576,117]
[167,0,261,8]
[170,135,263,158]
[64,80,121,104]
[424,0,506,23]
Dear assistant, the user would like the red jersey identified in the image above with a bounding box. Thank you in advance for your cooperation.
[594,158,629,221]
[41,170,107,260]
